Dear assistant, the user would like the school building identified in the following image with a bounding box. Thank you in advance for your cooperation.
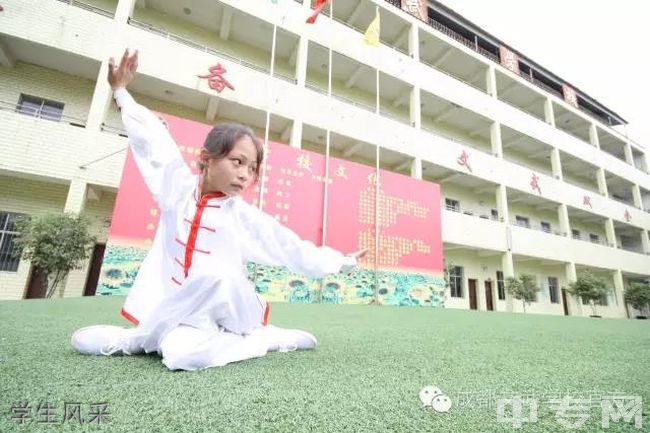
[1,0,649,318]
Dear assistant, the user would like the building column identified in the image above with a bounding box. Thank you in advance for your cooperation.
[632,184,643,209]
[490,121,503,158]
[597,168,609,197]
[605,218,617,248]
[289,119,303,149]
[558,204,571,237]
[624,143,634,166]
[64,179,88,214]
[410,158,422,180]
[61,179,90,298]
[565,262,582,316]
[551,147,563,180]
[496,184,509,223]
[640,230,650,255]
[295,36,308,88]
[410,86,421,129]
[589,124,600,148]
[408,22,419,60]
[86,60,113,131]
[544,98,555,127]
[115,0,136,23]
[486,65,497,98]
[612,269,627,318]
[501,251,514,313]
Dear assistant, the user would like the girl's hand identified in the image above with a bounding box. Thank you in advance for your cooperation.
[108,49,139,90]
[348,249,367,260]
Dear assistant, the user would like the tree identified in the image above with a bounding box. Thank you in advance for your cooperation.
[505,273,538,313]
[566,271,611,317]
[13,213,96,298]
[624,282,650,318]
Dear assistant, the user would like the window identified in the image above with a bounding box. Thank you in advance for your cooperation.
[515,216,530,228]
[491,209,499,220]
[445,198,460,212]
[496,270,505,300]
[17,94,64,121]
[572,229,581,240]
[540,222,551,233]
[449,266,463,298]
[589,233,600,244]
[548,277,559,304]
[0,212,23,272]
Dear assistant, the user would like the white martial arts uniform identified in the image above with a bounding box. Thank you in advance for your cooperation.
[112,89,355,370]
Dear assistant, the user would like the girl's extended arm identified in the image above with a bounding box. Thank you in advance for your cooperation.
[109,49,192,209]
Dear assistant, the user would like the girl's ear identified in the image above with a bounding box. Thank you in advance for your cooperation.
[199,148,210,170]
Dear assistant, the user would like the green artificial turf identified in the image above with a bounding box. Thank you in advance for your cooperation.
[0,296,648,432]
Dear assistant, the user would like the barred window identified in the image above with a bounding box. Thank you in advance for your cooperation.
[449,266,463,298]
[0,212,23,272]
[17,94,64,121]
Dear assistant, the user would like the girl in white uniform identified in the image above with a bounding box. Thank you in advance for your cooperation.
[71,49,365,371]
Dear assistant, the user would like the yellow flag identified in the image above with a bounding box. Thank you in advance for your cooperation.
[364,11,380,47]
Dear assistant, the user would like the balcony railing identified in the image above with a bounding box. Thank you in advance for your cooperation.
[100,123,127,137]
[0,100,86,127]
[128,19,276,78]
[55,0,114,18]
[445,204,503,222]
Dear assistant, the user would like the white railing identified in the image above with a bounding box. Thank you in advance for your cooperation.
[1,100,86,127]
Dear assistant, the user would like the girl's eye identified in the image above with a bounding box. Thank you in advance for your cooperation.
[232,158,242,165]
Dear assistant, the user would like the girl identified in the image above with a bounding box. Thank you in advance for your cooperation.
[71,49,365,371]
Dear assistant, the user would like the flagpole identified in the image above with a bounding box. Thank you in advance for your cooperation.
[321,0,334,247]
[374,5,380,305]
[259,22,278,212]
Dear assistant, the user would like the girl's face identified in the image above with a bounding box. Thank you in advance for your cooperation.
[201,136,258,196]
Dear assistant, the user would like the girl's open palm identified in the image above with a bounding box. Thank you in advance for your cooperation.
[108,49,139,90]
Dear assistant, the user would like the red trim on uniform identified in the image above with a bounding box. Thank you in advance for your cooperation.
[262,302,270,325]
[171,276,183,286]
[182,192,225,277]
[120,308,140,325]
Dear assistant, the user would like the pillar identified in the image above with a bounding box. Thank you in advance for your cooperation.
[410,86,421,129]
[640,230,650,255]
[565,262,582,316]
[501,251,514,313]
[115,0,136,23]
[64,179,88,214]
[410,158,422,180]
[496,184,509,223]
[612,269,626,317]
[289,120,303,149]
[490,122,503,158]
[408,22,419,60]
[624,143,634,166]
[632,184,642,209]
[551,147,563,180]
[597,168,609,197]
[486,65,497,98]
[86,60,113,131]
[558,204,571,237]
[544,98,555,127]
[589,124,600,148]
[295,36,308,87]
[605,218,617,248]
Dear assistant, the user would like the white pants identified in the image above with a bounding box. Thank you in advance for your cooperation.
[128,272,269,370]
[158,324,268,371]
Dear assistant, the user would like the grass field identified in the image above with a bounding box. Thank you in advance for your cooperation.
[1,296,648,432]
